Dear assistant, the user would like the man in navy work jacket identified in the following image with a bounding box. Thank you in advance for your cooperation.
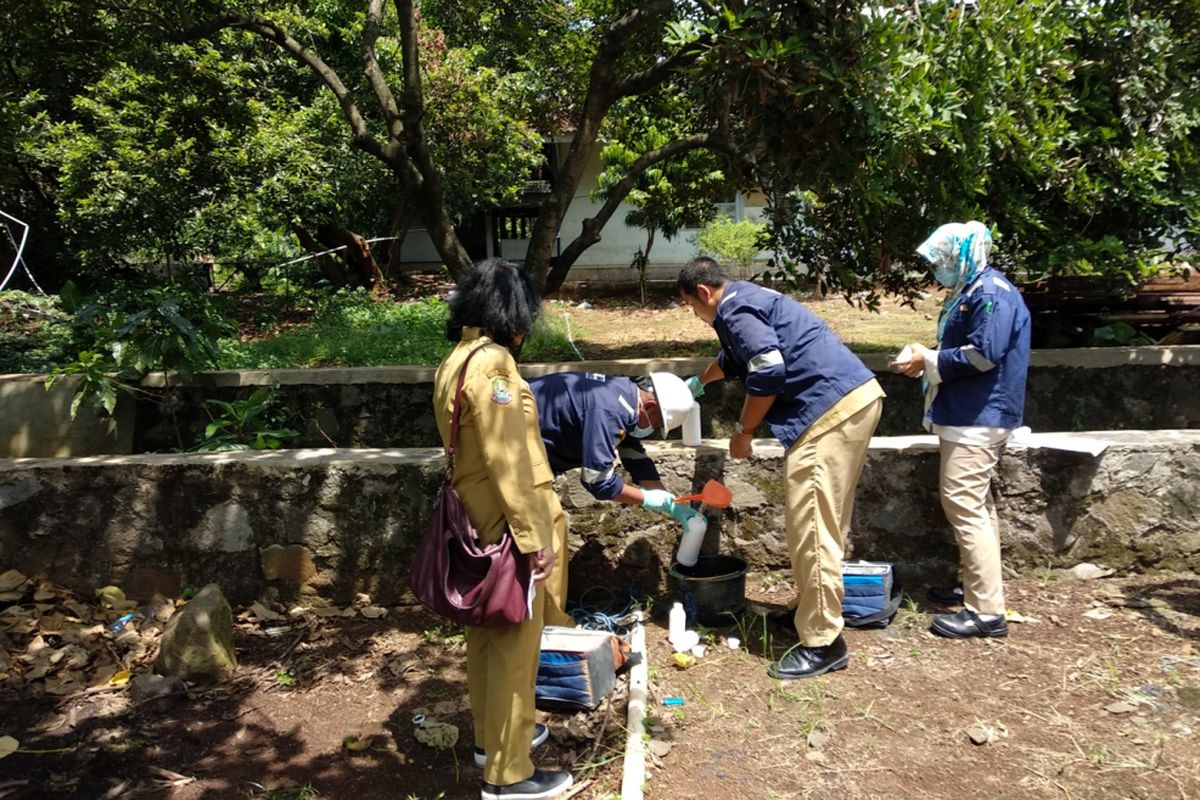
[894,221,1031,640]
[528,370,699,623]
[678,257,885,679]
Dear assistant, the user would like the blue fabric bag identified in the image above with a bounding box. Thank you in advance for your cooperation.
[842,561,902,629]
[535,627,623,712]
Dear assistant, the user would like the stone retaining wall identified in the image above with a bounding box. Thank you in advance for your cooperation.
[2,431,1195,605]
[1,347,1197,457]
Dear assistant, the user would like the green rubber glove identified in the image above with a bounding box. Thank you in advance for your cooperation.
[670,503,700,525]
[684,375,705,399]
[641,489,676,516]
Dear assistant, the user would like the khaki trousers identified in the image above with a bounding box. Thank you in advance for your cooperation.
[939,439,1006,615]
[467,579,545,786]
[466,486,564,786]
[543,501,574,627]
[786,397,883,647]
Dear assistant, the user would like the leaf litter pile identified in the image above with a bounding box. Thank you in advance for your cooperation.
[1,568,1199,799]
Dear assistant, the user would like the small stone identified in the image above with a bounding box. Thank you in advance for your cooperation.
[131,673,188,709]
[1082,608,1113,621]
[648,739,672,757]
[807,731,831,750]
[966,723,993,745]
[1063,563,1114,580]
[1105,701,1138,715]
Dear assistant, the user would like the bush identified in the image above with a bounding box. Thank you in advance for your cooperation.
[218,290,580,369]
[694,216,768,274]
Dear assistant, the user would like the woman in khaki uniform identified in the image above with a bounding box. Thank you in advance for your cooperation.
[432,258,572,800]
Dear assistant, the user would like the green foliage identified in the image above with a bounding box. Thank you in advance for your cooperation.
[0,291,75,374]
[683,0,1200,299]
[47,282,235,418]
[218,290,579,369]
[694,217,768,273]
[193,387,301,452]
[1092,322,1155,347]
[45,351,117,419]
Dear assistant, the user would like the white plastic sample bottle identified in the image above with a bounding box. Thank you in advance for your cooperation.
[668,601,686,645]
[675,513,708,568]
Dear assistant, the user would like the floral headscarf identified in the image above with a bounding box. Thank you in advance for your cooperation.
[916,220,993,344]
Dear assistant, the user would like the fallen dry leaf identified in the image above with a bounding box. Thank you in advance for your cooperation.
[0,736,18,760]
[0,570,26,593]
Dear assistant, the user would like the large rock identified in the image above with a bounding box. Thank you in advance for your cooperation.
[154,584,237,682]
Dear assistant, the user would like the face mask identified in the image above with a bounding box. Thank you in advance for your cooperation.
[933,265,960,288]
[631,424,655,439]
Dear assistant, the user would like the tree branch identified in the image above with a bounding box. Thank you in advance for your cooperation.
[389,0,473,281]
[364,0,402,139]
[545,131,734,293]
[526,0,683,288]
[611,46,701,98]
[178,14,386,162]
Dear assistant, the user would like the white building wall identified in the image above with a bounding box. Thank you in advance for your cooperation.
[392,148,771,284]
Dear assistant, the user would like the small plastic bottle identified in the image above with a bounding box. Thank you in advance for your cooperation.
[668,601,686,645]
[675,514,707,568]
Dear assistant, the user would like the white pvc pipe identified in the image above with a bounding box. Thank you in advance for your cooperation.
[620,610,649,800]
[0,210,30,293]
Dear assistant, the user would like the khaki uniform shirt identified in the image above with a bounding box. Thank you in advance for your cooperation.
[433,328,557,554]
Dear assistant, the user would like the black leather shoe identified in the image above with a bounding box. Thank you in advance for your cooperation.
[474,723,549,767]
[767,635,849,680]
[927,585,965,606]
[481,769,572,800]
[930,609,1008,639]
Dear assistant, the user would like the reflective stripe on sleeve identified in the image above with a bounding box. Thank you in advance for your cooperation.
[748,349,784,373]
[582,466,615,484]
[961,344,996,372]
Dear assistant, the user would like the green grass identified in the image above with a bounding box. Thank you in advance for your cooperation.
[0,291,75,374]
[218,291,581,369]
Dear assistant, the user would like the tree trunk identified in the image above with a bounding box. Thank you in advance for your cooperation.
[291,224,347,287]
[317,223,386,293]
[384,195,414,284]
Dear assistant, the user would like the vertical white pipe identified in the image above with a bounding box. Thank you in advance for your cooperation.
[620,610,648,800]
[682,400,702,447]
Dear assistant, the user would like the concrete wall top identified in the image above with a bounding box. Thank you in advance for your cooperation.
[3,345,1199,388]
[3,429,1195,471]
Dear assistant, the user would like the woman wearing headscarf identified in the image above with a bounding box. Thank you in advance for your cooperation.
[433,258,572,800]
[893,221,1031,639]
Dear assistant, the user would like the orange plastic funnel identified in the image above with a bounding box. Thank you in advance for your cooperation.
[674,479,733,508]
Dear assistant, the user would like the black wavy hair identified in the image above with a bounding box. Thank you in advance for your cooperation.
[677,256,729,296]
[445,258,541,347]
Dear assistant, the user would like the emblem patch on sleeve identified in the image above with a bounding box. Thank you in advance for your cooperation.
[491,377,513,405]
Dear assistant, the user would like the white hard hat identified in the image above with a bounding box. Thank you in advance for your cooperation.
[647,372,694,438]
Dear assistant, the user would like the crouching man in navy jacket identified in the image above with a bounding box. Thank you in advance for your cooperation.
[678,257,885,679]
[894,221,1031,640]
[528,370,700,625]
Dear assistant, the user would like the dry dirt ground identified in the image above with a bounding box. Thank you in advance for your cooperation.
[548,286,941,361]
[2,572,1198,800]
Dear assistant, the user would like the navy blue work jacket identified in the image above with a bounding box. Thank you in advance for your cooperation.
[930,268,1031,428]
[714,281,875,449]
[528,372,660,500]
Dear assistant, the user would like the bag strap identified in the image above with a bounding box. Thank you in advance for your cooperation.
[446,343,491,479]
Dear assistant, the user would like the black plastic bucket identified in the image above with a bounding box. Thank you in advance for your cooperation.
[669,554,748,627]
